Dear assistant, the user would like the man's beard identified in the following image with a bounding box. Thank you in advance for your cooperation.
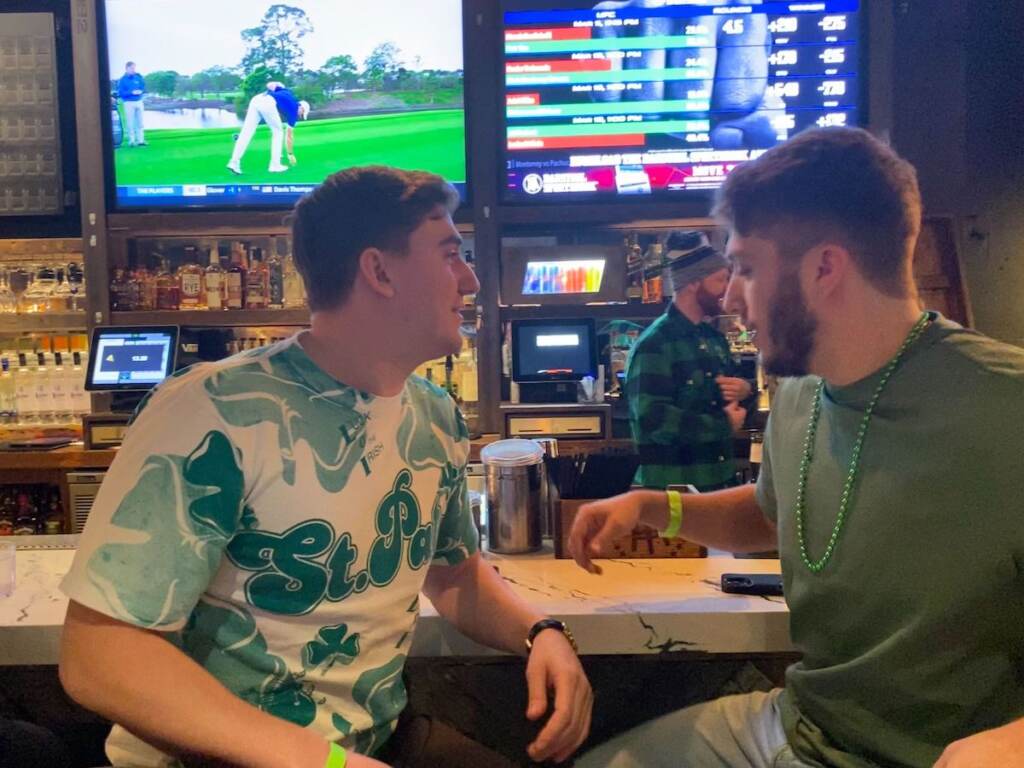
[763,273,818,377]
[696,285,723,317]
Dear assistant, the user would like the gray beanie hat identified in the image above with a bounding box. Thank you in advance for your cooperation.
[664,230,729,292]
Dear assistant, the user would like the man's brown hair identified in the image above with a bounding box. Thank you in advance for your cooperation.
[713,127,922,296]
[290,166,459,311]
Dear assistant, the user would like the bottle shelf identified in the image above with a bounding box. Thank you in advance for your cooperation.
[109,306,478,328]
[0,313,88,332]
[110,309,311,327]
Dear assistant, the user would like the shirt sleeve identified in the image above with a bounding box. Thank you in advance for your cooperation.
[626,336,732,445]
[60,374,248,631]
[431,407,480,566]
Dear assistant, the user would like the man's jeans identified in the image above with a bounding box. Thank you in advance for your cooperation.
[576,690,821,768]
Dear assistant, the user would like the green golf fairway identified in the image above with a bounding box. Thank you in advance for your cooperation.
[114,109,467,186]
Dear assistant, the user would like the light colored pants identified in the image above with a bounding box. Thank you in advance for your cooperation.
[577,690,821,768]
[123,99,145,145]
[229,92,284,170]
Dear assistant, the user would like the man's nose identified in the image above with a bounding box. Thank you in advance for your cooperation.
[458,259,480,295]
[723,275,744,317]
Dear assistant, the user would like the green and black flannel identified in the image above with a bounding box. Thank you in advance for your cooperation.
[626,304,741,491]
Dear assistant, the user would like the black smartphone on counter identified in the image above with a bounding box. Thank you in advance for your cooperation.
[721,573,784,597]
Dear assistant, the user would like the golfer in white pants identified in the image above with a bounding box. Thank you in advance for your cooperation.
[123,99,145,146]
[227,92,287,174]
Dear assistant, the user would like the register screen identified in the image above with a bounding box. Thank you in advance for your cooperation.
[87,328,177,390]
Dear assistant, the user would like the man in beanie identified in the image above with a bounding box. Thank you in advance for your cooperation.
[625,230,751,491]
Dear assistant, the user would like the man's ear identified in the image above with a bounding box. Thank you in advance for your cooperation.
[805,242,850,301]
[358,247,395,299]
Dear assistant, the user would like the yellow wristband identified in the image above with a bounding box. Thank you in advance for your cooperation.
[325,742,347,768]
[660,490,682,539]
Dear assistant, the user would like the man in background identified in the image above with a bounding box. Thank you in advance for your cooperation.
[227,81,307,175]
[626,230,751,491]
[117,61,146,147]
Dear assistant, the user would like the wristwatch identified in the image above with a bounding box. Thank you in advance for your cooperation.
[525,618,578,654]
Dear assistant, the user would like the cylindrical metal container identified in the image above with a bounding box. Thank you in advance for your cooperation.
[481,439,545,554]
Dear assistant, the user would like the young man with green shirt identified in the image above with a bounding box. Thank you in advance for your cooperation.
[569,127,1024,768]
[626,230,752,491]
[59,166,592,768]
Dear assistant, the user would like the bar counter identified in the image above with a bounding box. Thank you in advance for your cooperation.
[0,537,790,666]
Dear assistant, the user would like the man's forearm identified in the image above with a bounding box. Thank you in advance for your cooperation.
[423,553,544,656]
[636,483,777,553]
[60,601,337,768]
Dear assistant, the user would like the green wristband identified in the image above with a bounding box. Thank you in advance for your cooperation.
[660,490,683,539]
[325,742,347,768]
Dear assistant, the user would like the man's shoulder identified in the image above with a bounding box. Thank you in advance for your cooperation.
[928,323,1024,392]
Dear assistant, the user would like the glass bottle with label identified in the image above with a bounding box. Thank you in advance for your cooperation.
[110,268,130,310]
[43,491,64,535]
[225,242,247,310]
[282,252,305,308]
[155,259,180,310]
[204,245,225,310]
[267,240,284,309]
[13,491,37,535]
[135,266,156,311]
[178,248,205,310]
[245,247,269,309]
[0,490,14,536]
[0,355,16,424]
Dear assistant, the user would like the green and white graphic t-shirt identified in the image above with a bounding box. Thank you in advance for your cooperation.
[61,335,479,767]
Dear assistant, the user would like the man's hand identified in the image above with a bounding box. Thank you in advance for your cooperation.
[568,492,645,574]
[716,376,752,403]
[724,401,747,434]
[288,153,298,165]
[934,722,1024,768]
[524,630,592,764]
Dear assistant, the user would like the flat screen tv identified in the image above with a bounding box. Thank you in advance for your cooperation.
[100,0,468,209]
[501,0,864,202]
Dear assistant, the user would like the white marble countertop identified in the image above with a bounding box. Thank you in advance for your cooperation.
[0,538,792,665]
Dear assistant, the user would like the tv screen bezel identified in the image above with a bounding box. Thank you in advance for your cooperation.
[95,0,474,214]
[496,0,870,207]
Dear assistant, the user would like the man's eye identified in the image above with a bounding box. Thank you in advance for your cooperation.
[737,268,752,278]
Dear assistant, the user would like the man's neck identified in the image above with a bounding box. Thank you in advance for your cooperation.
[300,309,412,397]
[673,293,705,325]
[813,297,925,387]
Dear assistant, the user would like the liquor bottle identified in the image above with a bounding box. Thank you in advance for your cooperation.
[69,350,90,417]
[177,248,205,309]
[204,245,226,310]
[34,352,54,424]
[155,259,180,310]
[282,252,305,308]
[0,489,14,536]
[245,247,269,309]
[225,242,247,310]
[13,491,37,535]
[43,491,64,535]
[14,353,37,425]
[110,268,130,310]
[135,266,156,311]
[267,241,284,309]
[50,351,72,423]
[0,355,16,424]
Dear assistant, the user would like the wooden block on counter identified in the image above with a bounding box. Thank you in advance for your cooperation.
[554,498,707,559]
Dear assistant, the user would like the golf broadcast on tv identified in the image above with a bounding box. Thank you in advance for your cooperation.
[104,0,467,208]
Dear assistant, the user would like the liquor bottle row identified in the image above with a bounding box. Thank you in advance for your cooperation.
[111,239,306,312]
[0,262,86,314]
[0,484,65,536]
[0,334,90,426]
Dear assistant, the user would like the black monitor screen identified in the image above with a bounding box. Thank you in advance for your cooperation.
[85,326,179,391]
[512,319,597,381]
[501,0,862,201]
[102,0,467,209]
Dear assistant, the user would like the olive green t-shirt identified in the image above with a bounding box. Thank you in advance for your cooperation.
[756,313,1024,768]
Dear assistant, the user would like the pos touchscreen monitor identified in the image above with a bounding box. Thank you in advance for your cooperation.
[85,326,179,391]
[512,318,598,382]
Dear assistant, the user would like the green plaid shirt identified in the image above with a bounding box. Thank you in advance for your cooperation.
[626,304,739,490]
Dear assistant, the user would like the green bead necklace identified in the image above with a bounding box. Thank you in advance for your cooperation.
[796,311,931,573]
